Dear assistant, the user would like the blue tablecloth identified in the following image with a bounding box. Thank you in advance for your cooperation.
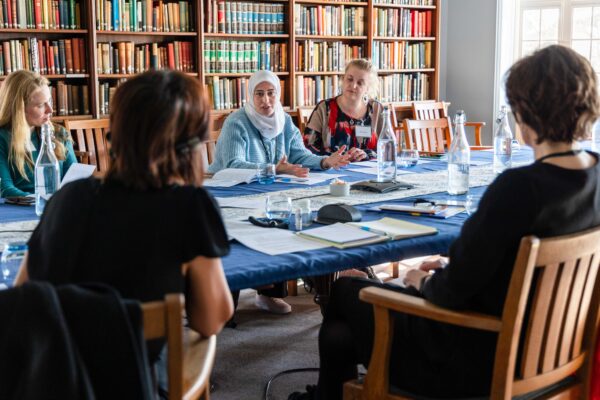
[0,148,535,290]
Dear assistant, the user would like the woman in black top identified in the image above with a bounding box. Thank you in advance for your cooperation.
[15,71,234,351]
[289,45,600,400]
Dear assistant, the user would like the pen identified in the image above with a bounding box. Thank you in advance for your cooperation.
[359,226,389,236]
[276,177,309,183]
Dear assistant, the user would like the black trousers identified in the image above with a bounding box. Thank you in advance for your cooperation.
[316,277,495,400]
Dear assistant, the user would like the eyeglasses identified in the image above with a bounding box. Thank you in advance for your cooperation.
[253,90,277,99]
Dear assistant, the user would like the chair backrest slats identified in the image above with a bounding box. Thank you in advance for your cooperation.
[404,118,452,153]
[558,254,592,366]
[492,226,600,398]
[64,119,110,173]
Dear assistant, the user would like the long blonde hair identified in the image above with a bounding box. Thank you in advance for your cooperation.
[0,70,67,180]
[343,59,379,100]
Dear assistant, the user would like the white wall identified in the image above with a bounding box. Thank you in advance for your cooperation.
[440,0,498,145]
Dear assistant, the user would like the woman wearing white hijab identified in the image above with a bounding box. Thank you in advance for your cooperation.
[208,70,350,176]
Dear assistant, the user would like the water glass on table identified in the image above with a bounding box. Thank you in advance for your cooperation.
[465,194,482,216]
[265,195,292,221]
[257,163,276,184]
[398,148,420,168]
[1,241,28,288]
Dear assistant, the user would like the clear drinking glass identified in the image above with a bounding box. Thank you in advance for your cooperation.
[265,195,292,220]
[257,163,276,184]
[295,199,312,227]
[1,241,27,287]
[465,194,482,216]
[398,149,420,168]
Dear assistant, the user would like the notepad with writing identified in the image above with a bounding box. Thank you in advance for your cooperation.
[296,223,389,249]
[348,217,438,240]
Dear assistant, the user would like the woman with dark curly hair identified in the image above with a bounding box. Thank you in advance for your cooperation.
[290,44,600,400]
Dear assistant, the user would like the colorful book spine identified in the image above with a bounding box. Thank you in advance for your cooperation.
[203,39,286,73]
[295,5,365,36]
[377,72,430,102]
[295,41,363,72]
[295,75,341,107]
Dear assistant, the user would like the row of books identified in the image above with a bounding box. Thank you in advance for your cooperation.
[52,81,90,116]
[0,38,86,76]
[294,5,365,36]
[96,0,192,32]
[377,72,429,102]
[373,0,434,5]
[203,40,287,73]
[372,41,432,70]
[98,79,125,115]
[96,41,194,74]
[374,9,433,37]
[295,41,363,72]
[0,0,81,29]
[205,1,285,34]
[206,76,285,110]
[296,75,341,107]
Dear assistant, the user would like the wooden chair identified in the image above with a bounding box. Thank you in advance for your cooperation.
[297,106,315,136]
[142,294,216,400]
[64,119,111,174]
[403,117,452,153]
[200,130,220,172]
[411,101,486,146]
[344,226,600,399]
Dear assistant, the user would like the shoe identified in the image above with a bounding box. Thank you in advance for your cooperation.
[255,294,292,314]
[288,385,317,400]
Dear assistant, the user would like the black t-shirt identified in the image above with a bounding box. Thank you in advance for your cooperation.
[27,177,230,303]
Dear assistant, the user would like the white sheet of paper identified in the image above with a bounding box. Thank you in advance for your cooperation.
[275,173,347,185]
[203,179,242,188]
[210,168,257,185]
[60,163,96,188]
[225,220,330,255]
[216,197,266,209]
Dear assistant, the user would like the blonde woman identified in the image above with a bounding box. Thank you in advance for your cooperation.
[304,59,384,161]
[0,70,76,198]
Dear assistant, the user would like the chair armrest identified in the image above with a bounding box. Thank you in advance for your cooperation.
[359,286,502,332]
[465,121,486,146]
[470,146,493,151]
[184,332,217,400]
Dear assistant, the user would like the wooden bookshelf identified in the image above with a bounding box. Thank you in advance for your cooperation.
[0,0,441,119]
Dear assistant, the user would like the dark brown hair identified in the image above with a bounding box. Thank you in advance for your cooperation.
[106,70,211,190]
[505,45,600,144]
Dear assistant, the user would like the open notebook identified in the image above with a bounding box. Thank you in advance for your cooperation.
[297,218,437,249]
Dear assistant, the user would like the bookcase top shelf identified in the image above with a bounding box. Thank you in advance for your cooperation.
[295,35,368,40]
[203,33,290,39]
[96,31,198,37]
[0,29,88,34]
[205,72,290,77]
[372,3,436,9]
[294,0,369,6]
[51,115,93,122]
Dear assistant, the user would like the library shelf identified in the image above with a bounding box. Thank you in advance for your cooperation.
[205,72,290,77]
[98,73,199,79]
[377,68,435,73]
[203,33,290,39]
[0,29,88,34]
[373,36,436,41]
[295,71,345,75]
[0,74,90,80]
[294,0,368,5]
[372,3,436,9]
[51,115,93,122]
[295,35,368,40]
[96,31,197,37]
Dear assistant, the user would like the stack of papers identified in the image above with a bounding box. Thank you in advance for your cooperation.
[204,168,257,187]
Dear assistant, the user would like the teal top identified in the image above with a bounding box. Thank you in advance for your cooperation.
[0,126,77,198]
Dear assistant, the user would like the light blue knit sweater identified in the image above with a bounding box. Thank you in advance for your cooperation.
[208,109,326,174]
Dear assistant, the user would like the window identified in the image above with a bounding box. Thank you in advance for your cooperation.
[516,0,600,82]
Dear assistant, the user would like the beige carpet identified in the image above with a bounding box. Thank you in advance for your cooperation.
[211,288,322,400]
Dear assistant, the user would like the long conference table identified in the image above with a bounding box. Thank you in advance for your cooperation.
[0,149,535,294]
